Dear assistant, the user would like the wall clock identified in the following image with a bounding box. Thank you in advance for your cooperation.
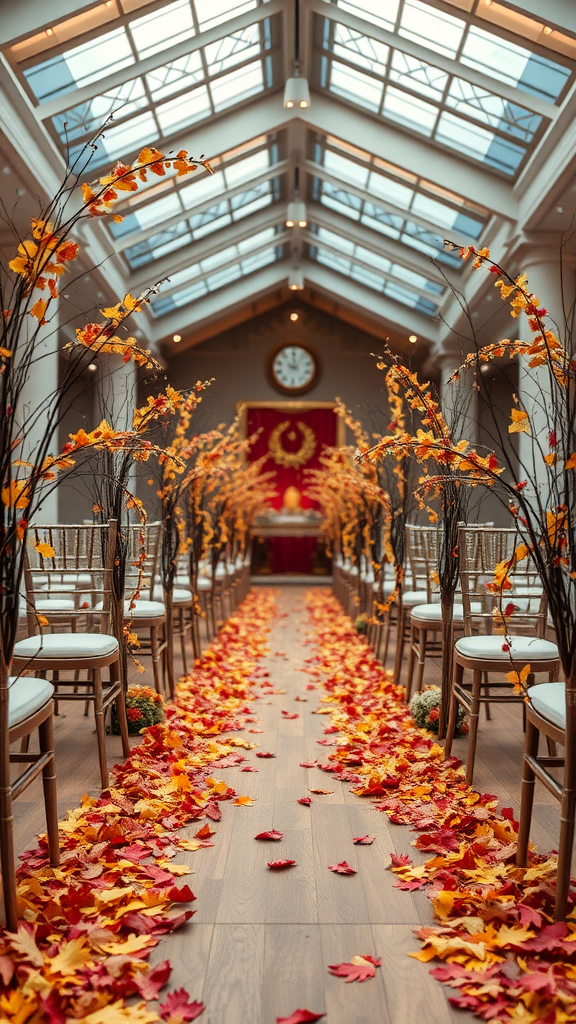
[269,344,318,395]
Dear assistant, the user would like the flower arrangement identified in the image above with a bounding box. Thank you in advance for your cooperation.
[111,685,164,735]
[355,613,369,634]
[410,687,467,736]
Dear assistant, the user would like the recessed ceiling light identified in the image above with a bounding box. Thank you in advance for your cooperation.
[290,311,299,321]
[87,363,97,372]
[480,363,490,373]
[543,25,552,34]
[46,27,54,36]
[557,206,564,213]
[173,334,181,343]
[408,334,418,343]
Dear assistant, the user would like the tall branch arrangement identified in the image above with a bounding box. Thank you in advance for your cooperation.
[0,136,212,703]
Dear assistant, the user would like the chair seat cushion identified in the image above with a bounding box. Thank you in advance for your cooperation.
[402,590,437,607]
[20,598,76,616]
[8,676,54,729]
[528,681,565,730]
[373,579,396,594]
[152,586,192,605]
[411,601,482,622]
[455,635,558,661]
[197,577,212,591]
[127,599,166,618]
[14,633,118,660]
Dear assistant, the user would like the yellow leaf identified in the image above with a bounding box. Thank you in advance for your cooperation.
[234,795,254,805]
[544,453,557,466]
[506,663,531,694]
[2,480,30,509]
[173,773,192,792]
[30,298,48,322]
[7,924,44,967]
[508,408,530,434]
[433,890,456,921]
[46,937,92,976]
[100,933,157,956]
[0,347,12,358]
[566,453,576,469]
[84,999,160,1024]
[156,860,191,875]
[35,541,55,559]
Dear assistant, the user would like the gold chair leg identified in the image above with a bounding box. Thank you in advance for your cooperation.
[444,661,463,758]
[555,784,576,921]
[111,661,130,759]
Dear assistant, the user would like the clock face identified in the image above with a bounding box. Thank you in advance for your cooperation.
[271,345,317,394]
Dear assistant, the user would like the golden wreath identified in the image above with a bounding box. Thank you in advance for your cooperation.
[268,420,316,468]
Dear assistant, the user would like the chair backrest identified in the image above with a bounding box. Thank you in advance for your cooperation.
[124,522,163,602]
[405,524,439,600]
[24,521,118,635]
[458,525,547,637]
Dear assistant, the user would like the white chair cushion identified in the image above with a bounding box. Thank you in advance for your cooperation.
[411,601,482,622]
[215,564,227,579]
[8,676,53,729]
[455,635,558,661]
[14,633,118,660]
[402,590,437,608]
[20,598,76,617]
[152,586,191,605]
[127,599,165,618]
[528,681,566,731]
[197,577,212,591]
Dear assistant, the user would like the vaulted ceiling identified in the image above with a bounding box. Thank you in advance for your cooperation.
[2,0,576,361]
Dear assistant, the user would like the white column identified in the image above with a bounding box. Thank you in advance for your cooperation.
[17,302,60,523]
[517,248,576,500]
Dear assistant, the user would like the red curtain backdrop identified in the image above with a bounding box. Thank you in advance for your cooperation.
[246,406,337,573]
[246,406,337,510]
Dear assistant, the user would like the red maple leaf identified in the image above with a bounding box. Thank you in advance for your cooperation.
[241,766,259,772]
[328,861,357,875]
[297,797,311,806]
[328,955,381,983]
[255,830,283,841]
[299,760,318,768]
[389,853,412,868]
[137,960,171,1000]
[159,988,204,1023]
[282,710,299,719]
[195,824,216,839]
[205,802,221,821]
[256,752,276,758]
[268,859,296,870]
[276,1011,325,1024]
[353,836,375,845]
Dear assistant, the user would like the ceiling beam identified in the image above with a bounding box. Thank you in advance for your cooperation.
[1,0,101,46]
[308,0,557,120]
[34,0,288,120]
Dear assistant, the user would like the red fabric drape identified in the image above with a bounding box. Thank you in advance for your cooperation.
[246,407,337,573]
[246,407,337,509]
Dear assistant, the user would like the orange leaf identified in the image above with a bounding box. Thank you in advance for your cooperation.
[30,298,48,322]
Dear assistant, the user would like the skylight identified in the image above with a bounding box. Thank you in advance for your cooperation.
[150,227,283,316]
[314,3,574,177]
[18,5,277,168]
[308,225,443,316]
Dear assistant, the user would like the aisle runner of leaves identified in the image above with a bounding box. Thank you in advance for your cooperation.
[1,590,276,1024]
[305,590,576,1024]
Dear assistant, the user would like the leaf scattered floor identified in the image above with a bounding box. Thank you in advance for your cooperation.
[305,589,576,1024]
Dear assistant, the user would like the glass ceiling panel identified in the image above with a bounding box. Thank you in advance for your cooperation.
[150,229,282,316]
[315,2,575,177]
[109,133,283,249]
[310,132,487,265]
[308,227,441,317]
[20,6,277,168]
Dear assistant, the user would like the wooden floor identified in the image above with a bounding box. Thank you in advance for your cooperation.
[12,586,562,1023]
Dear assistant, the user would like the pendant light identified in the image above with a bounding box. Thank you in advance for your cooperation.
[286,167,307,228]
[288,267,304,291]
[283,0,310,109]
